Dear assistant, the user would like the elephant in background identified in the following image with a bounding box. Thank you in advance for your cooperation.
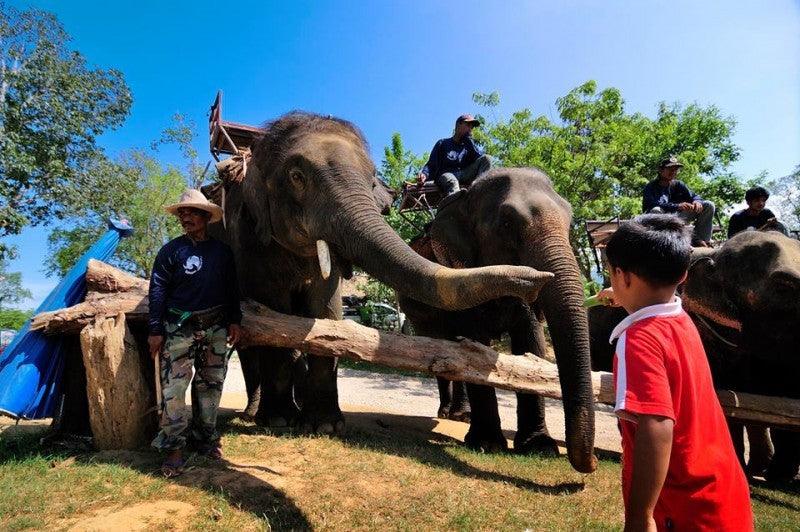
[589,230,800,484]
[206,112,555,435]
[400,168,598,474]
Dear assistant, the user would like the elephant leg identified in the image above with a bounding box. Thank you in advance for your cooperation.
[745,424,773,478]
[254,346,301,428]
[511,306,559,456]
[238,349,262,421]
[464,383,507,453]
[448,380,471,422]
[765,429,800,484]
[436,377,453,419]
[295,276,345,434]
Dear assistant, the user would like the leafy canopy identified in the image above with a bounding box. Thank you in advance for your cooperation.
[0,4,131,258]
[0,258,31,309]
[470,81,745,279]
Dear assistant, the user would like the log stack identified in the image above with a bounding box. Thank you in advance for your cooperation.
[31,260,800,450]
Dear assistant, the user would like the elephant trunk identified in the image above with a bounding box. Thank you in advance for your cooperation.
[528,240,597,473]
[322,188,553,311]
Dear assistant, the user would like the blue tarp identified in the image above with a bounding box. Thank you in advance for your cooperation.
[0,219,133,419]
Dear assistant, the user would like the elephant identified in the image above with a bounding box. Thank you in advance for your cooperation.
[205,112,556,435]
[398,167,598,474]
[589,230,800,484]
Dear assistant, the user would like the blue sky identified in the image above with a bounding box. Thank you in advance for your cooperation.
[6,0,800,307]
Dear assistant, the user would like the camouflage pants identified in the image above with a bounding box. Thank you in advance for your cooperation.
[151,321,230,451]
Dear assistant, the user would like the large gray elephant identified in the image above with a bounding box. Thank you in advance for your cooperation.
[398,167,598,474]
[590,230,800,484]
[207,112,555,436]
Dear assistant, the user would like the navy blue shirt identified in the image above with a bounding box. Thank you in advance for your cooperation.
[642,179,702,213]
[727,208,777,238]
[148,235,242,335]
[421,136,484,180]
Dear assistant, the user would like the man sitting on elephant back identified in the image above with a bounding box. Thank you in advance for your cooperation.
[148,189,243,477]
[642,155,716,247]
[417,114,492,196]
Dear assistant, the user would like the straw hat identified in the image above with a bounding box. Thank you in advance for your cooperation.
[164,189,223,223]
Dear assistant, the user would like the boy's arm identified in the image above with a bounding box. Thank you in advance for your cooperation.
[625,414,674,532]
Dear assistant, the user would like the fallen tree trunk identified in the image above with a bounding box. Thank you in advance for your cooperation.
[31,261,800,429]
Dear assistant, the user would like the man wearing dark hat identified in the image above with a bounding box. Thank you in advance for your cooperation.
[148,189,242,477]
[417,114,492,196]
[642,155,716,247]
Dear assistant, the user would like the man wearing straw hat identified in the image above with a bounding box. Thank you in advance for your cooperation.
[148,189,242,477]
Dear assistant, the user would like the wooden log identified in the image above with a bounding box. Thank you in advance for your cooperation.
[79,312,154,449]
[31,261,800,429]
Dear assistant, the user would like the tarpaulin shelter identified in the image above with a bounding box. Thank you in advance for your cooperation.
[0,219,132,419]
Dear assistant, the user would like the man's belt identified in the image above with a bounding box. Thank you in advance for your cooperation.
[166,305,226,330]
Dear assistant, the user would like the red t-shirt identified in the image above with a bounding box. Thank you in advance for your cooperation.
[610,297,753,531]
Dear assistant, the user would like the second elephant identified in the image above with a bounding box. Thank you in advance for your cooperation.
[399,167,597,474]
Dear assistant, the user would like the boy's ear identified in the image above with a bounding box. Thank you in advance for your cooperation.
[677,270,688,285]
[622,270,633,289]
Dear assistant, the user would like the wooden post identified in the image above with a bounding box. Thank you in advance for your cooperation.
[79,312,154,449]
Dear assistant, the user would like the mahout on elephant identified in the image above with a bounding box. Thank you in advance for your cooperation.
[399,167,597,474]
[589,230,800,484]
[204,112,556,435]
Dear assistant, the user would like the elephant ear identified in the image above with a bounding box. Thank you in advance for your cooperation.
[372,175,395,215]
[429,194,477,269]
[240,162,274,248]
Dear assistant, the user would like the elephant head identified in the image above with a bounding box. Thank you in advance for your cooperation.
[218,112,553,311]
[683,230,800,391]
[428,167,596,473]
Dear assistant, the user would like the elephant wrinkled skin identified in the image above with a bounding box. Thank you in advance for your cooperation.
[400,168,598,474]
[206,113,555,435]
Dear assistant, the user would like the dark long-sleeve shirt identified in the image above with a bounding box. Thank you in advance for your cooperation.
[148,235,242,335]
[727,208,777,238]
[420,136,484,180]
[642,179,702,213]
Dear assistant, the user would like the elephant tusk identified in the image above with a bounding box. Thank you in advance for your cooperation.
[317,240,331,280]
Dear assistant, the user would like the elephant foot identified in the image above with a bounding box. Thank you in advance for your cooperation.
[298,398,346,435]
[514,431,560,457]
[437,404,451,419]
[464,425,508,453]
[448,407,471,423]
[238,398,260,423]
[764,458,800,485]
[254,393,300,430]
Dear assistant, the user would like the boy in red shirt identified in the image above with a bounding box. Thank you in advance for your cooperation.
[599,214,752,531]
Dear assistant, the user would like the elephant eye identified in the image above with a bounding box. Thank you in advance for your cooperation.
[289,169,305,187]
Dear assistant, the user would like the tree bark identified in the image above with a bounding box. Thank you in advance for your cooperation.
[31,261,800,430]
[79,312,154,450]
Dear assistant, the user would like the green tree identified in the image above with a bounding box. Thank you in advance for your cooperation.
[46,151,186,278]
[379,132,429,242]
[472,81,745,279]
[0,308,31,329]
[768,164,800,233]
[0,258,31,309]
[0,4,132,258]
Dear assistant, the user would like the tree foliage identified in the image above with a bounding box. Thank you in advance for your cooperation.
[0,258,31,309]
[471,80,745,279]
[0,308,31,329]
[767,164,800,233]
[0,4,132,258]
[378,132,429,243]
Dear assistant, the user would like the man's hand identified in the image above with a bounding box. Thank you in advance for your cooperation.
[416,171,427,185]
[692,201,703,213]
[227,324,242,346]
[677,202,693,212]
[624,514,657,532]
[148,335,164,360]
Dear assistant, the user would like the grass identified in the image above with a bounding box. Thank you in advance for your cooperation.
[0,414,797,531]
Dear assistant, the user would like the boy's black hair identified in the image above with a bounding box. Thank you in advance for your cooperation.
[745,186,769,202]
[605,214,691,287]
